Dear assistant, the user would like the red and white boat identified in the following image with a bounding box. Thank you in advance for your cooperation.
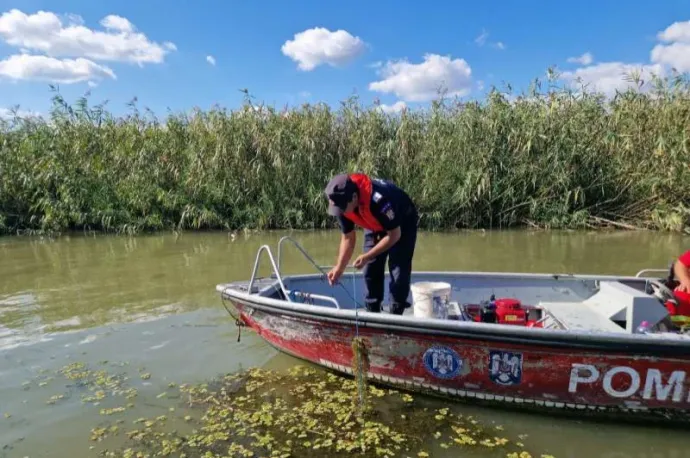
[216,236,690,425]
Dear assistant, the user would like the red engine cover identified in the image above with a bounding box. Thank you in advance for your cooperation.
[495,298,527,326]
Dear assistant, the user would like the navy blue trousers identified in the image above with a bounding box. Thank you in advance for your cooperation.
[362,219,418,315]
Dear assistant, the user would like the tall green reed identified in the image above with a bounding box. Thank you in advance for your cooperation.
[1,72,689,236]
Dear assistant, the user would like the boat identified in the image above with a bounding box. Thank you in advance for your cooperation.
[215,236,690,425]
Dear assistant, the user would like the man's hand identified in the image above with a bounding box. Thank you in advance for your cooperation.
[674,259,690,293]
[356,228,400,268]
[327,266,344,285]
[328,231,356,286]
[353,254,371,269]
[677,280,690,293]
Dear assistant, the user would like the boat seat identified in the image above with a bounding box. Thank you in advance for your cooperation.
[537,301,626,333]
[582,280,669,333]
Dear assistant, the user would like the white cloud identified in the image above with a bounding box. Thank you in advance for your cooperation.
[0,9,176,65]
[559,62,664,96]
[206,55,216,66]
[0,54,116,84]
[281,27,366,71]
[649,20,690,73]
[651,42,690,72]
[100,15,134,33]
[475,29,489,46]
[369,53,472,102]
[567,52,594,66]
[377,101,406,114]
[560,19,690,96]
[474,29,505,50]
[298,90,311,98]
[63,13,84,27]
[0,107,41,119]
[657,20,690,43]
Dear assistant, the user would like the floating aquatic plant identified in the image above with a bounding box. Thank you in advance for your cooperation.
[33,360,556,457]
[81,365,557,458]
[53,361,133,406]
[46,393,66,405]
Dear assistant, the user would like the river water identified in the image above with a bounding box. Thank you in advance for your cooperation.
[1,229,689,458]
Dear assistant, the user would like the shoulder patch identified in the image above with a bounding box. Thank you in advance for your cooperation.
[381,202,395,220]
[372,192,383,202]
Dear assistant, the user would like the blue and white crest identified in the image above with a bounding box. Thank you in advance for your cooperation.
[488,350,523,386]
[423,346,462,379]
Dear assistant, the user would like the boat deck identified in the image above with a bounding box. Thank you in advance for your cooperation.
[538,301,625,333]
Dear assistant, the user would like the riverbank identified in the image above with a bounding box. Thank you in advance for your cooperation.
[1,73,689,236]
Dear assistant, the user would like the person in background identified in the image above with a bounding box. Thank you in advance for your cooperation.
[662,250,690,327]
[324,173,419,315]
[673,250,690,293]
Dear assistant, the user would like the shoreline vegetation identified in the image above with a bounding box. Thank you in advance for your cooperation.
[1,71,689,237]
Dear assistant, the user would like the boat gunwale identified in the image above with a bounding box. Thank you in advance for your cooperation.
[216,270,690,355]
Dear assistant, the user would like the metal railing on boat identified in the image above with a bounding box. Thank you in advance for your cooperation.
[634,268,670,278]
[276,235,329,276]
[248,236,344,309]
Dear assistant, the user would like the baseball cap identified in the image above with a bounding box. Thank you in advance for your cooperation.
[324,174,357,216]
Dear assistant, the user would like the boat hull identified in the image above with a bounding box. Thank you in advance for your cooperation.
[228,296,690,425]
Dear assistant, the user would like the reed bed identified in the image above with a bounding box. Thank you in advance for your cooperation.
[1,73,689,236]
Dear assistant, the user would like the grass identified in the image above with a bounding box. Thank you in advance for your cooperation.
[1,70,689,236]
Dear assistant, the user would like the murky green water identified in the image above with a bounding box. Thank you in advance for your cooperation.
[1,229,690,458]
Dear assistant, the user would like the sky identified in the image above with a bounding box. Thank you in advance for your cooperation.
[0,0,689,119]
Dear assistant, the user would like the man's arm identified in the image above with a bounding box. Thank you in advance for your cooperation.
[335,230,357,271]
[360,198,402,262]
[363,228,400,261]
[328,216,356,284]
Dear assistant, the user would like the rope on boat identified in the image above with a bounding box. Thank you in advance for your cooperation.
[220,293,245,342]
[354,267,359,337]
[350,265,369,417]
[334,278,365,309]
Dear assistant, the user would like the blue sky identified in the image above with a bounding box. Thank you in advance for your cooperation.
[0,0,689,118]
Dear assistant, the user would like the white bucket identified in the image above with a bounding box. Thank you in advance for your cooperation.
[411,281,452,319]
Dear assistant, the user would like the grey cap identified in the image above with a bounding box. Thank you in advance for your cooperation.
[324,174,357,216]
